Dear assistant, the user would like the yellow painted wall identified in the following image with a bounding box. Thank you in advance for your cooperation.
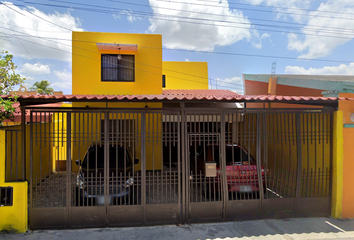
[237,113,331,198]
[2,122,20,127]
[52,111,69,172]
[5,124,52,182]
[72,32,162,95]
[162,62,208,89]
[70,102,162,172]
[0,130,28,233]
[338,93,354,218]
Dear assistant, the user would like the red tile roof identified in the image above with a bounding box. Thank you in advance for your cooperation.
[1,89,352,104]
[3,102,63,123]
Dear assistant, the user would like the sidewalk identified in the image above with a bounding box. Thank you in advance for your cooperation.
[1,217,354,240]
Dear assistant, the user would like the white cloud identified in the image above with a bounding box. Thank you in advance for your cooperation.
[112,14,120,20]
[54,69,71,80]
[214,76,243,93]
[246,0,311,23]
[148,0,254,51]
[19,62,50,74]
[19,74,35,81]
[0,2,84,62]
[124,10,140,23]
[287,0,354,59]
[185,58,190,62]
[54,69,72,91]
[252,32,271,49]
[285,63,354,75]
[113,10,141,23]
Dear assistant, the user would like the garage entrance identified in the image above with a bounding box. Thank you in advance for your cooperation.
[28,110,182,229]
[22,106,332,229]
[184,110,332,222]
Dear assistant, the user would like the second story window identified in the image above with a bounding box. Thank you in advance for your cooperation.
[162,75,166,88]
[101,54,135,82]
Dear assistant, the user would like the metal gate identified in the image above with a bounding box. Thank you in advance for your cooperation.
[184,110,332,222]
[27,107,332,229]
[28,109,181,229]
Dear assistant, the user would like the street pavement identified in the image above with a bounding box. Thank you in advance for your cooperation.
[1,217,354,240]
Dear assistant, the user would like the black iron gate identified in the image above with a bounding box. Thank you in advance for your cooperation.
[27,107,332,229]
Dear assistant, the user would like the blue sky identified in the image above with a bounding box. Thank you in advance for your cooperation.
[1,0,354,94]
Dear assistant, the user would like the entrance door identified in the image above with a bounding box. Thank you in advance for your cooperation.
[187,133,223,221]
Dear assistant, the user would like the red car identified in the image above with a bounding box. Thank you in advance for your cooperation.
[190,144,266,197]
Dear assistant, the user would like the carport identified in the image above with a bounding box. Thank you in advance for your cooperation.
[3,90,340,229]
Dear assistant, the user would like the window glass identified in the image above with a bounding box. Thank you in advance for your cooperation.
[82,146,131,169]
[101,54,135,81]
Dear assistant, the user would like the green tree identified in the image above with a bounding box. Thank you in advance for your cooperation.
[29,80,54,95]
[0,50,25,125]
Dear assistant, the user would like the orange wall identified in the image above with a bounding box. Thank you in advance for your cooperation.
[338,93,354,218]
[342,128,354,218]
[244,79,324,108]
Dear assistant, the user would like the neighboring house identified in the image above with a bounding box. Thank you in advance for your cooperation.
[2,86,64,127]
[0,33,352,232]
[244,73,354,219]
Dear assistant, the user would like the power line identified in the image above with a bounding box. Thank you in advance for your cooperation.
[3,31,341,96]
[2,33,267,93]
[210,0,353,16]
[0,8,61,92]
[1,28,353,64]
[3,1,353,94]
[0,21,72,33]
[154,0,354,21]
[17,3,72,31]
[9,1,354,39]
[106,0,354,33]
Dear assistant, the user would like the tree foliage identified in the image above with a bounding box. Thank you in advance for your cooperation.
[29,80,54,95]
[0,50,25,125]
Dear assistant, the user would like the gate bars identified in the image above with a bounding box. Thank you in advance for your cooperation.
[25,107,333,229]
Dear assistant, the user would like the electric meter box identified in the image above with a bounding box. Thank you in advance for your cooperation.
[204,162,217,177]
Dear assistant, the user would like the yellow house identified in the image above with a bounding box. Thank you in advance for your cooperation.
[70,32,209,172]
[1,31,351,232]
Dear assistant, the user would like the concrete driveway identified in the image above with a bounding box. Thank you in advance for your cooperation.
[1,217,354,240]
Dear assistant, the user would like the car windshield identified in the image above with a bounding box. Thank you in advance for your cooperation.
[202,146,254,164]
[224,147,254,164]
[81,146,132,169]
[196,145,254,164]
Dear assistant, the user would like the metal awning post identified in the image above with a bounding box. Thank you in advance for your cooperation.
[21,106,26,180]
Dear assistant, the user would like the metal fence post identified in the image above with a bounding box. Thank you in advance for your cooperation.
[256,113,264,210]
[66,112,71,227]
[141,112,146,225]
[295,113,303,213]
[180,103,186,224]
[21,106,26,180]
[220,112,227,220]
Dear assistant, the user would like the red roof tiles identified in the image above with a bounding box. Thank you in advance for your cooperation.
[1,89,352,103]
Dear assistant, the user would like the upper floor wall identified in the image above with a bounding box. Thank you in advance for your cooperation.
[72,32,163,95]
[162,62,208,89]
